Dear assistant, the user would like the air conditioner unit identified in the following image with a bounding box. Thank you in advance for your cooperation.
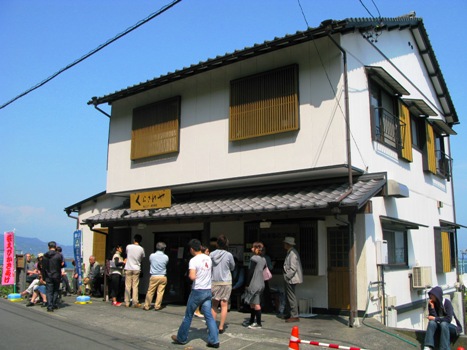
[412,266,432,289]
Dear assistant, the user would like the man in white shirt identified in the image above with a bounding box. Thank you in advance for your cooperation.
[171,239,219,348]
[124,234,145,308]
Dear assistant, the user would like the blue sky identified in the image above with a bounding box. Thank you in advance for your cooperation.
[1,0,466,249]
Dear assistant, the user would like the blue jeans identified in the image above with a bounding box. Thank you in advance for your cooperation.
[176,289,219,345]
[424,320,458,350]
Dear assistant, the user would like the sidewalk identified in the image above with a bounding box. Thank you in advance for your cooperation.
[11,295,420,349]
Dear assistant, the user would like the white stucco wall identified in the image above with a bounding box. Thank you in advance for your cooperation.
[106,38,348,194]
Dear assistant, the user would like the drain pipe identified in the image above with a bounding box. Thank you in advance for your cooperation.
[91,97,111,118]
[325,30,353,189]
[324,28,359,328]
[66,209,79,230]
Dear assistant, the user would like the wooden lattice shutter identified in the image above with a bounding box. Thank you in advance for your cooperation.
[424,123,437,174]
[399,103,413,162]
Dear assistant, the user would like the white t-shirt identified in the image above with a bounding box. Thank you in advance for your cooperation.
[190,253,212,290]
[125,243,145,271]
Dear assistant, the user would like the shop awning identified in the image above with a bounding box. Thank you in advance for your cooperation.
[84,174,386,226]
[380,216,428,230]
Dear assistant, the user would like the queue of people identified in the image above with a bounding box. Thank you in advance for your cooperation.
[21,234,305,348]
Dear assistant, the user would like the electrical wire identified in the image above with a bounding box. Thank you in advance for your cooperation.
[296,0,369,170]
[0,0,183,111]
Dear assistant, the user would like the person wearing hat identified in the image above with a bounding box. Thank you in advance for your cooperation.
[281,236,303,323]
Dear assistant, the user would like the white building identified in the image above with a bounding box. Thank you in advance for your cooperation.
[65,16,462,329]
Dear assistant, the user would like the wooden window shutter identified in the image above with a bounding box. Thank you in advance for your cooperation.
[424,123,437,174]
[399,103,413,162]
[441,231,452,273]
[229,65,299,141]
[131,96,180,160]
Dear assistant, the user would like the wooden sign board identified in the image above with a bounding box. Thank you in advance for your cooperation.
[130,189,171,210]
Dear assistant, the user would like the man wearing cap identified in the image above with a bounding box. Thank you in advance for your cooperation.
[281,236,303,323]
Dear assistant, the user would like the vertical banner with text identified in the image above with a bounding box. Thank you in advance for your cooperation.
[2,231,15,285]
[73,230,83,286]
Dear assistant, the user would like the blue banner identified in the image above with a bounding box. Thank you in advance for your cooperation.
[73,230,83,288]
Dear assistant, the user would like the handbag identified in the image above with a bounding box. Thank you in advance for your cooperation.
[263,266,272,281]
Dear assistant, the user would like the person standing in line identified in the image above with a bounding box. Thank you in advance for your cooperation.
[194,245,210,318]
[143,241,169,311]
[242,242,267,329]
[171,239,219,348]
[281,236,303,323]
[210,235,235,334]
[41,241,63,312]
[125,234,145,308]
[109,244,125,306]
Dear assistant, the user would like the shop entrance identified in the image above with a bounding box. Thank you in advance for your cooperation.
[154,231,202,304]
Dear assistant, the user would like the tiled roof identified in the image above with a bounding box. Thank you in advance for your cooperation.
[84,174,386,226]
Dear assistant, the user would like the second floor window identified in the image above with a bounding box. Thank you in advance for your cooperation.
[229,65,299,141]
[369,81,402,150]
[131,96,181,161]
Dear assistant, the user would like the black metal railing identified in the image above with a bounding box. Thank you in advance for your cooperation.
[374,107,405,151]
[436,150,452,180]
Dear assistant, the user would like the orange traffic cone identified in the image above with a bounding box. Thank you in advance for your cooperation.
[288,326,300,350]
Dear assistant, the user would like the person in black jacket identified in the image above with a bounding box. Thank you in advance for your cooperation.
[41,241,63,312]
[423,286,462,350]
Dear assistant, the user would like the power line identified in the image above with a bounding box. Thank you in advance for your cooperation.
[296,0,368,170]
[0,0,183,111]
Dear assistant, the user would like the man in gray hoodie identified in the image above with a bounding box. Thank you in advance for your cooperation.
[210,235,235,334]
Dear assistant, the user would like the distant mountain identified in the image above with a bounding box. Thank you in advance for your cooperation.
[0,235,74,259]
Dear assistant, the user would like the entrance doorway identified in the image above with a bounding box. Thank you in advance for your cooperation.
[154,231,202,304]
[327,227,350,310]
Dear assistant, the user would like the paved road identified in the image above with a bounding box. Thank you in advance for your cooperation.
[0,296,419,350]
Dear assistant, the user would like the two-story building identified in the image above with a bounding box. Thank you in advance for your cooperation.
[65,15,462,329]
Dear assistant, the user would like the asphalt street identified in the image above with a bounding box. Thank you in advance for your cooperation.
[0,295,421,350]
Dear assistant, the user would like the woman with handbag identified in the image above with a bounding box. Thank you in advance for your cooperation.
[242,242,267,329]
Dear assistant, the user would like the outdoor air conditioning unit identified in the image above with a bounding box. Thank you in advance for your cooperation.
[412,266,432,289]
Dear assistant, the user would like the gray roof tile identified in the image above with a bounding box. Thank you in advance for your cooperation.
[84,174,386,225]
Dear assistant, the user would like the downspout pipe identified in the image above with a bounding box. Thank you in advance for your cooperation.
[66,209,79,230]
[325,28,358,328]
[326,31,353,189]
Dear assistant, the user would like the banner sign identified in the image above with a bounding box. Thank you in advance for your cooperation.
[2,231,15,285]
[73,230,83,286]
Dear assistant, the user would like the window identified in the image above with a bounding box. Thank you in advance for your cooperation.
[410,114,425,149]
[423,124,452,179]
[383,229,408,266]
[434,131,451,179]
[229,65,299,141]
[434,228,455,273]
[369,81,403,150]
[131,96,181,160]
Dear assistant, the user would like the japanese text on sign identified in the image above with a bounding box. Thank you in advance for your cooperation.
[130,189,171,210]
[2,232,15,285]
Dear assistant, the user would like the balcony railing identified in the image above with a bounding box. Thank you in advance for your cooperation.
[436,150,452,180]
[374,107,405,151]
